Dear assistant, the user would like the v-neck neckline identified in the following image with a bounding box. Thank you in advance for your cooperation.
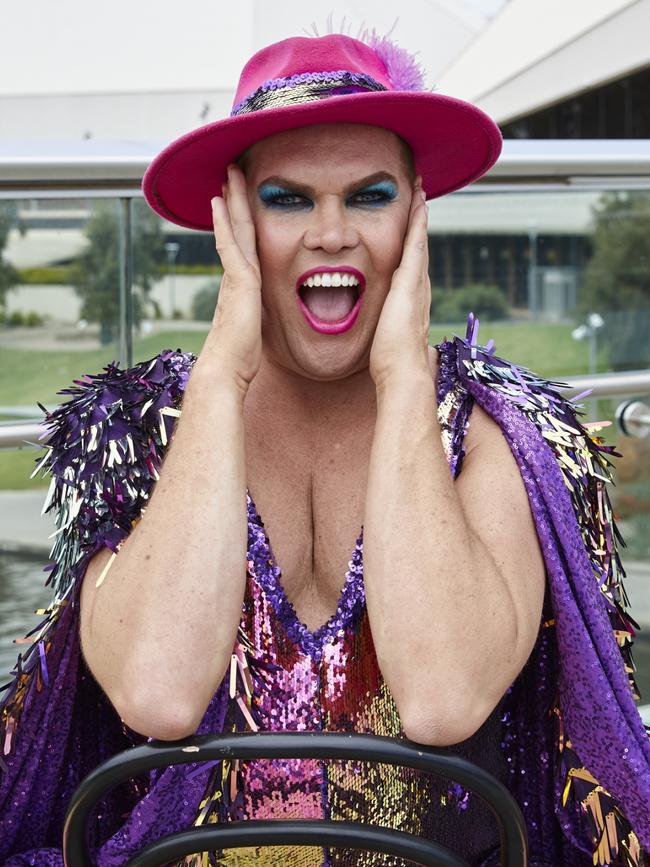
[246,488,366,660]
[243,342,458,660]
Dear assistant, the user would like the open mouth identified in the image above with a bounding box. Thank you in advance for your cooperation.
[297,283,361,323]
[294,269,366,333]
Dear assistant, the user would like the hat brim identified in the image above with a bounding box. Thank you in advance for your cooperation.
[142,90,502,231]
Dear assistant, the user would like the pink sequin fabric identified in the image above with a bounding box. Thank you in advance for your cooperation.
[202,485,504,864]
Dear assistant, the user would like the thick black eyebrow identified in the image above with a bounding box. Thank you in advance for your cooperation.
[256,171,399,196]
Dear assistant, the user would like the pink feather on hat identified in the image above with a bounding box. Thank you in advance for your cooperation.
[358,25,430,92]
[304,13,431,93]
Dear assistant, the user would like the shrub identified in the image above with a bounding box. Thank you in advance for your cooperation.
[18,266,74,284]
[191,279,222,321]
[430,284,509,323]
[175,264,224,276]
[148,297,163,320]
[24,310,45,326]
[7,310,25,326]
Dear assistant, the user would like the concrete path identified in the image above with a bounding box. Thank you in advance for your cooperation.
[0,490,57,557]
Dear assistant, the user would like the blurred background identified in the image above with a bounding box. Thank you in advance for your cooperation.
[1,0,649,719]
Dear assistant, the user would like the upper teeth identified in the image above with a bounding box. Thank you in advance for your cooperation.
[302,272,360,288]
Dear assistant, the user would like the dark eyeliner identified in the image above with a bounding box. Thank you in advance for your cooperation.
[257,180,398,208]
[350,181,398,205]
[258,184,306,208]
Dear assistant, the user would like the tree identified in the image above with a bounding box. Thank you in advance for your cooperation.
[70,199,166,345]
[191,276,223,321]
[580,191,650,369]
[0,203,21,310]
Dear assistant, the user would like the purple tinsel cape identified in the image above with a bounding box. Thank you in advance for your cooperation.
[1,315,649,865]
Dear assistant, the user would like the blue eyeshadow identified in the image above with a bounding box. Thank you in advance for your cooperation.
[258,184,291,201]
[364,181,398,198]
[257,179,399,206]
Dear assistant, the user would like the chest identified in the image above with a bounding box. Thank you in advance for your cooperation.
[244,418,374,633]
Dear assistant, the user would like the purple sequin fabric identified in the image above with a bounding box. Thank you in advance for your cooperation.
[1,316,649,866]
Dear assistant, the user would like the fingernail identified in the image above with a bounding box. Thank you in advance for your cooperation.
[420,189,427,203]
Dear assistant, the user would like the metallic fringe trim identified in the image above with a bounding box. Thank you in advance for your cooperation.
[458,313,648,866]
[0,350,195,770]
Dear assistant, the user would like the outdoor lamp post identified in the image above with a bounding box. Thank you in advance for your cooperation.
[572,312,605,421]
[165,241,180,319]
[572,312,604,376]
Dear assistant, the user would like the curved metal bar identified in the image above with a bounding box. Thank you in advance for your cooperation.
[63,731,528,867]
[126,819,469,867]
[2,140,650,192]
[3,366,649,452]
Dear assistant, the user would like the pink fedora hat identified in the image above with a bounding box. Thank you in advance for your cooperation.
[142,30,502,231]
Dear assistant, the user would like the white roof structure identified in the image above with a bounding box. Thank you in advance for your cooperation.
[437,0,650,123]
[427,190,601,235]
[0,0,487,141]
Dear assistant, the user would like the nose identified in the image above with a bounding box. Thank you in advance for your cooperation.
[302,196,360,254]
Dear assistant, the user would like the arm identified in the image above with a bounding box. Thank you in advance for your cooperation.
[82,165,264,741]
[80,349,249,741]
[365,175,545,747]
[363,372,546,747]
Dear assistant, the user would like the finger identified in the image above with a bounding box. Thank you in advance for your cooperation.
[420,196,431,322]
[211,193,254,281]
[223,163,258,269]
[410,177,430,312]
[395,182,428,285]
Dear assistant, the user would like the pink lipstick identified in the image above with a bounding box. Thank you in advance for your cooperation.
[295,266,366,335]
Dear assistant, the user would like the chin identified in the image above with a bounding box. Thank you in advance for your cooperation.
[295,341,369,380]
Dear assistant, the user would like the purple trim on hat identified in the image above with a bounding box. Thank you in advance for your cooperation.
[230,70,388,116]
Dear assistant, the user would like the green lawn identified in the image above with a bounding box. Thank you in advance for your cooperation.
[428,320,604,379]
[0,321,607,492]
[0,330,208,409]
[0,321,597,411]
[0,448,46,490]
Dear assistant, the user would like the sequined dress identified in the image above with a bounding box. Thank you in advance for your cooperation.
[1,317,649,866]
[215,458,509,864]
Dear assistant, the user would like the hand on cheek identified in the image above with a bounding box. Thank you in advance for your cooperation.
[369,176,431,390]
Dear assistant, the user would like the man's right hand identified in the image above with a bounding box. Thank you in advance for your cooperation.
[196,162,263,397]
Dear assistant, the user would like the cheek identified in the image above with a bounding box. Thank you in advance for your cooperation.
[371,223,406,278]
[252,216,294,275]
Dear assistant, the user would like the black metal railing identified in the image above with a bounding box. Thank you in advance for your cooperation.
[63,730,528,867]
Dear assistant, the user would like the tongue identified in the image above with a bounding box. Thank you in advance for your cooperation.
[301,286,357,322]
